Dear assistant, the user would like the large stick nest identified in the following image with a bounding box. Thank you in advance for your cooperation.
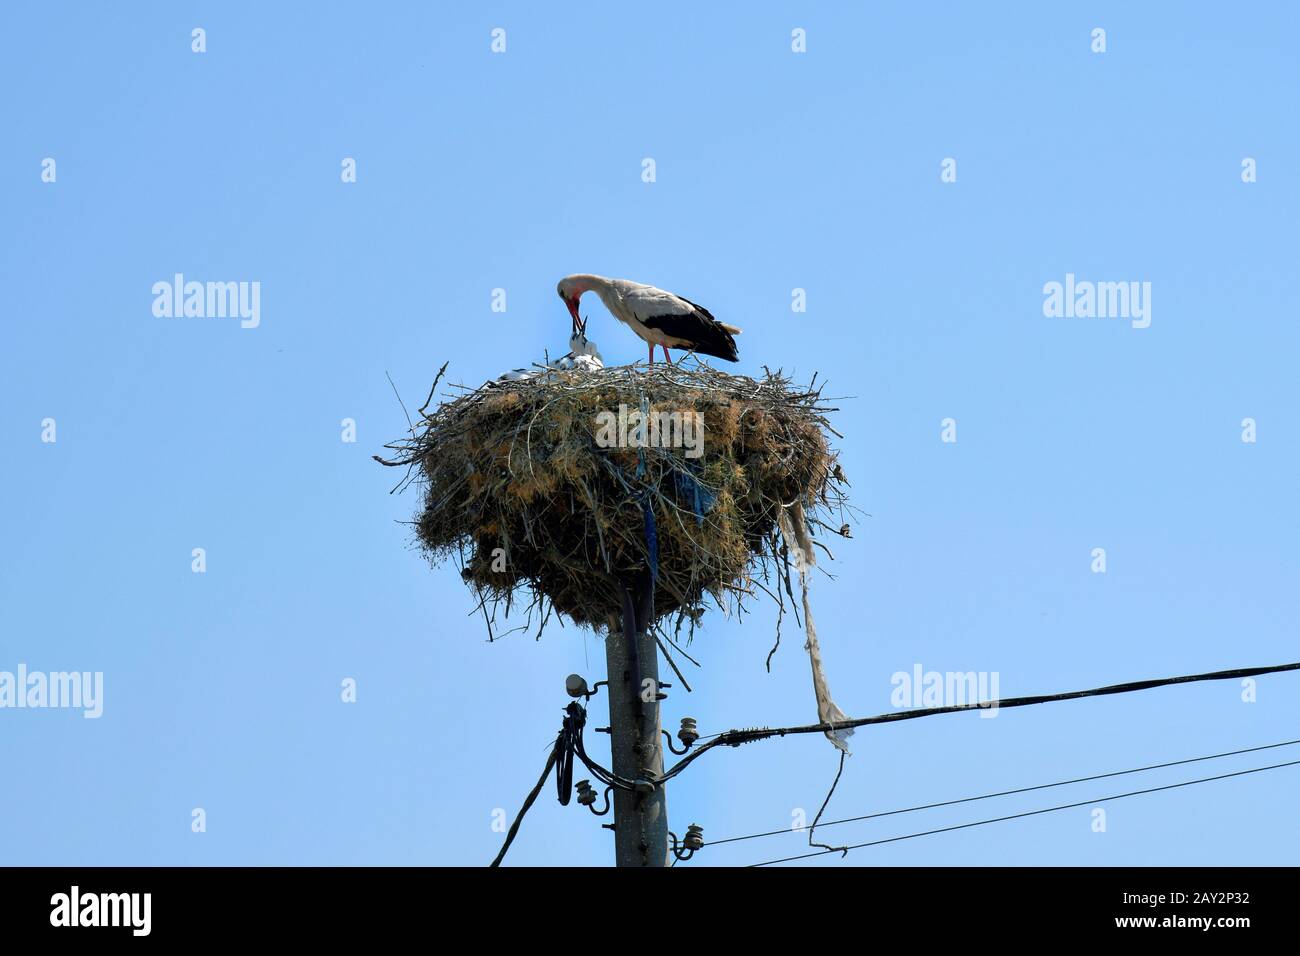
[378,361,852,639]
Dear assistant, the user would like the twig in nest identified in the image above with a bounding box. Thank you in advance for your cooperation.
[653,633,693,694]
[418,361,449,418]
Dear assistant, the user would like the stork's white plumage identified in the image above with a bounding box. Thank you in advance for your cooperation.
[557,274,741,365]
[488,328,603,386]
[566,326,603,365]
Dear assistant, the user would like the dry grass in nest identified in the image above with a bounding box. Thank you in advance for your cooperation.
[377,360,853,644]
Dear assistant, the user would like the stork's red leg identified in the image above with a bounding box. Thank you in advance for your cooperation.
[648,341,655,365]
[661,345,673,364]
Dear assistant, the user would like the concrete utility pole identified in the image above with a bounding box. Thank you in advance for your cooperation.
[604,587,669,867]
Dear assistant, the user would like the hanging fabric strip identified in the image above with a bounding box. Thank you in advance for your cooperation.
[776,502,853,753]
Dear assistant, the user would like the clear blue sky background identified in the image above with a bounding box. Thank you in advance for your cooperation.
[2,2,1297,867]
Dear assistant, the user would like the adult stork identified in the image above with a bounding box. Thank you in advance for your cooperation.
[557,274,741,365]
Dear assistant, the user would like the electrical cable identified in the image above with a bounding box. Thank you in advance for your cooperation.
[705,736,1300,847]
[661,660,1300,783]
[746,757,1300,867]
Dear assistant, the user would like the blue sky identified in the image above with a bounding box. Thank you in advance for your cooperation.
[2,2,1297,866]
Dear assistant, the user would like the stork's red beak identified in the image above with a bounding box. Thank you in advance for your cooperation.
[565,297,582,333]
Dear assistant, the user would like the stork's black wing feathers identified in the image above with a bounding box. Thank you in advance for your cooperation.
[679,296,717,322]
[641,301,739,362]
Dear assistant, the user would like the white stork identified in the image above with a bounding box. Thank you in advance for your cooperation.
[557,274,741,365]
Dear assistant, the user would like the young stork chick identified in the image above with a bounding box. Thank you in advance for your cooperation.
[557,274,740,365]
[566,319,603,367]
[489,322,602,384]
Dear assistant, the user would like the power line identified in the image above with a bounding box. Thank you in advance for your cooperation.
[495,661,1300,865]
[747,757,1300,867]
[705,737,1300,847]
[806,750,849,856]
[490,745,558,868]
[491,699,644,866]
[661,660,1300,782]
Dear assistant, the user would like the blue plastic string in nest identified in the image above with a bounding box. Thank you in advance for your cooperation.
[635,394,649,480]
[636,393,659,581]
[641,492,659,582]
[673,464,717,526]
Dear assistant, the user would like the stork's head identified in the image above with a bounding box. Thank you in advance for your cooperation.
[556,275,589,334]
